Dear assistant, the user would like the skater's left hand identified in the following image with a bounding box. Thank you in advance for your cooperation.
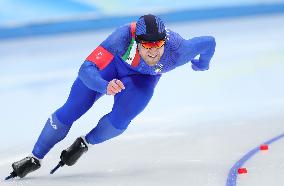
[191,59,209,71]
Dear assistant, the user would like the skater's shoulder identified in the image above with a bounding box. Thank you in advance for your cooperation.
[164,29,184,51]
[110,23,133,40]
[100,24,132,53]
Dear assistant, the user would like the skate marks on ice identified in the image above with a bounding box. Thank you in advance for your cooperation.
[0,128,225,186]
[1,117,284,186]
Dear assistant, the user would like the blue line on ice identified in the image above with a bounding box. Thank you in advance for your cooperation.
[226,133,284,186]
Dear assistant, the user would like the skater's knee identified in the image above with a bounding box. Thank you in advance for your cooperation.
[85,114,127,144]
[55,107,73,126]
[109,117,130,130]
[107,109,132,130]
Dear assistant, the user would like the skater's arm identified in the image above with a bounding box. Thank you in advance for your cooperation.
[78,60,109,94]
[78,24,130,94]
[186,36,216,71]
[79,61,125,95]
[172,31,216,70]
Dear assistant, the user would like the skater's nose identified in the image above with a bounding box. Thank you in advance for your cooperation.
[148,47,159,55]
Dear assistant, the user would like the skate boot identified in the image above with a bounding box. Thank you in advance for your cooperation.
[50,136,88,174]
[5,156,41,180]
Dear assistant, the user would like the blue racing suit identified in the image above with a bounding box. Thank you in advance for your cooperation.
[32,22,216,159]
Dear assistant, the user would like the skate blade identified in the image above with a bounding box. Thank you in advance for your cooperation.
[50,161,64,174]
[5,172,16,180]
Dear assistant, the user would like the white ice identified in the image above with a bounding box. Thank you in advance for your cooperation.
[0,14,284,186]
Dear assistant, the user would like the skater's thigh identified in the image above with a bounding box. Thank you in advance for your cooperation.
[108,74,161,129]
[56,60,118,125]
[56,77,103,125]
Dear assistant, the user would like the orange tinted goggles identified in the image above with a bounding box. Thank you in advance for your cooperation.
[140,40,165,49]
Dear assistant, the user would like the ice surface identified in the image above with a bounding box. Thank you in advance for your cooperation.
[0,14,284,185]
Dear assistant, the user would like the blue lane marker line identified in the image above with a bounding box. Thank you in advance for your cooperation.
[226,133,284,186]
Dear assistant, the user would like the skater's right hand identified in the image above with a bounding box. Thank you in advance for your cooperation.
[107,79,125,96]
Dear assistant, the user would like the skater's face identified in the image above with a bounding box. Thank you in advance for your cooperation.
[137,40,165,66]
